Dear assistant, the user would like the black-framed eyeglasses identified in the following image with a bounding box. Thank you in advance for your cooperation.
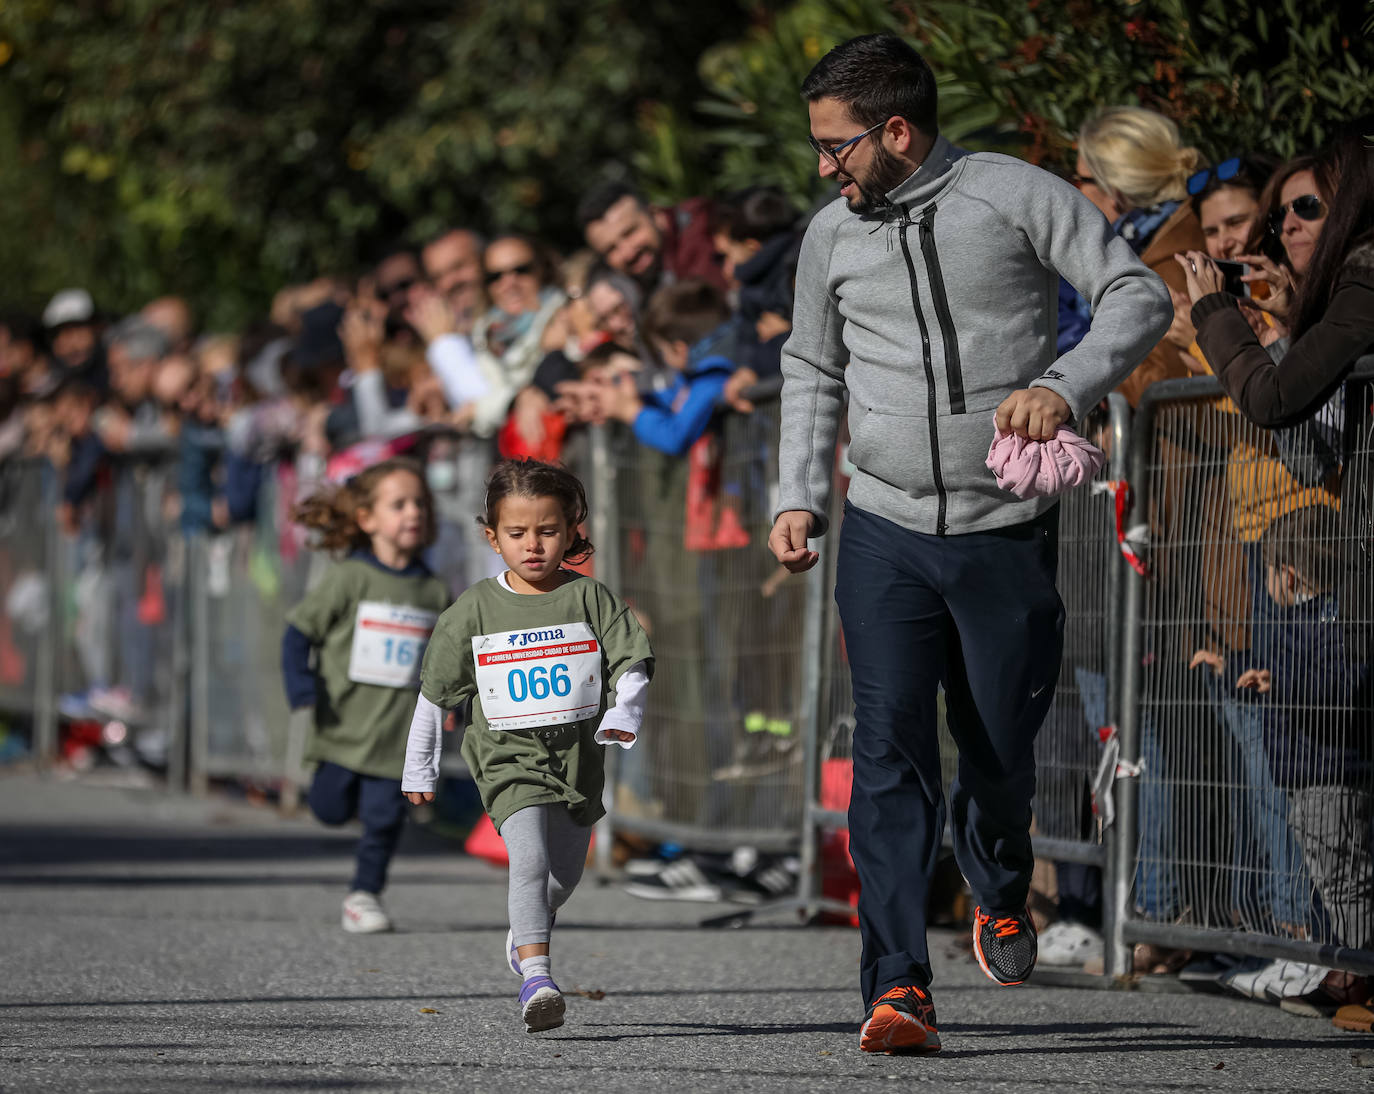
[807,120,887,169]
[1268,194,1327,235]
[484,262,536,286]
[1186,156,1243,196]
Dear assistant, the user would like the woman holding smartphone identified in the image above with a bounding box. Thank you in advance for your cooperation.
[1178,136,1374,427]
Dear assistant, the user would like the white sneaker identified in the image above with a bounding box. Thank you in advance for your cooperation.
[1037,921,1103,967]
[341,891,393,933]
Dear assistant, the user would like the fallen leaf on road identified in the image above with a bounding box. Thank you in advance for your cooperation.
[1213,1062,1224,1070]
[567,989,607,1000]
[819,1051,832,1056]
[420,1008,439,1014]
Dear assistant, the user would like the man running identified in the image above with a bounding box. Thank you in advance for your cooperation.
[769,34,1170,1054]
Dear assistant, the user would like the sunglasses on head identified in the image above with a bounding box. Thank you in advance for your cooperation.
[485,262,536,285]
[1268,194,1327,235]
[1186,156,1244,196]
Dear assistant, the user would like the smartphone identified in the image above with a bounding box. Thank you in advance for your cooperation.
[1213,259,1251,298]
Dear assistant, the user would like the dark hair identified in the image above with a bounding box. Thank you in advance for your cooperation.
[1188,155,1278,218]
[579,340,637,370]
[293,457,436,555]
[423,226,487,253]
[479,459,594,564]
[369,240,421,274]
[0,312,43,348]
[716,187,799,243]
[576,182,647,231]
[800,33,938,135]
[640,279,731,349]
[1262,505,1341,592]
[1289,137,1374,340]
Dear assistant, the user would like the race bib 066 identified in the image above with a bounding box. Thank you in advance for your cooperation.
[347,601,439,688]
[472,622,602,731]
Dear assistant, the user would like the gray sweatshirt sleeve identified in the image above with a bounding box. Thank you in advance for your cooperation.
[1017,175,1173,418]
[775,208,849,537]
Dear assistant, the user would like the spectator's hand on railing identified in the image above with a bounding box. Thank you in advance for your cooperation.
[769,510,818,573]
[1189,648,1225,675]
[405,286,457,346]
[723,367,760,414]
[1236,667,1272,694]
[447,402,477,433]
[995,387,1070,441]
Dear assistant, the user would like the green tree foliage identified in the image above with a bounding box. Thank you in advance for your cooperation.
[686,0,1374,208]
[0,0,754,328]
[2,1,1368,327]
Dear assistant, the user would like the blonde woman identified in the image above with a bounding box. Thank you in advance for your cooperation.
[1077,106,1208,405]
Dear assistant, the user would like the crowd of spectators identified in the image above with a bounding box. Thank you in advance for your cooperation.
[2,103,1372,1022]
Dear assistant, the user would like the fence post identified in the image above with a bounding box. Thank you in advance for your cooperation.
[32,469,62,769]
[1108,395,1156,979]
[187,532,211,795]
[1101,392,1132,979]
[793,534,831,919]
[588,424,620,880]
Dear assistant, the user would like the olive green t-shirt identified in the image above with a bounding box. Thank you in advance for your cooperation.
[420,573,654,828]
[286,555,451,779]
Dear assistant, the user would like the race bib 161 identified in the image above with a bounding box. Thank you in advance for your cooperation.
[472,622,602,731]
[346,601,439,688]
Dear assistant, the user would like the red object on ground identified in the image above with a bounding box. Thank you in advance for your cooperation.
[464,812,509,867]
[819,757,860,927]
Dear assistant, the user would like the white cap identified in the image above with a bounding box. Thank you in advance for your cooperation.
[42,288,95,329]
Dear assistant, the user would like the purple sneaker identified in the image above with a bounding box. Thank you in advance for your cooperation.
[519,975,565,1032]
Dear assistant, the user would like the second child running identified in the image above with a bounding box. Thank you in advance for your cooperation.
[282,458,451,933]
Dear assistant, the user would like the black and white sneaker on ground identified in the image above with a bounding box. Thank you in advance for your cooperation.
[623,858,723,902]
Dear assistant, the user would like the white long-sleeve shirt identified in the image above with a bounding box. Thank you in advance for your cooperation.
[426,333,490,408]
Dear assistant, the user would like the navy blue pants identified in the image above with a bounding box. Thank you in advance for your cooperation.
[835,502,1064,1003]
[307,761,408,894]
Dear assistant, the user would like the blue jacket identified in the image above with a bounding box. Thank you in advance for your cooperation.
[632,323,738,456]
[1250,592,1370,788]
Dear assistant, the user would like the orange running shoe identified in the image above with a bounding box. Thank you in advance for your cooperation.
[973,905,1037,985]
[858,984,941,1054]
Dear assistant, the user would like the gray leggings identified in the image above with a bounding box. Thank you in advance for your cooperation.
[500,804,592,948]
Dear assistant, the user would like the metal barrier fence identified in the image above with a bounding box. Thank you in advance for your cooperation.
[1116,364,1374,977]
[6,363,1372,980]
[596,387,810,853]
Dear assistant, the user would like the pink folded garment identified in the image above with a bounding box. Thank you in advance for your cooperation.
[985,413,1105,500]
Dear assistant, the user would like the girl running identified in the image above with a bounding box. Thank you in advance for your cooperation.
[283,458,450,933]
[403,458,652,1033]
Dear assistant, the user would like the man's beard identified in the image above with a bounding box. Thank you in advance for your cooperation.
[842,142,913,215]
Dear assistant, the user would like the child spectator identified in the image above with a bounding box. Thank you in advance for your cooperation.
[600,279,737,456]
[1237,505,1371,948]
[282,458,451,933]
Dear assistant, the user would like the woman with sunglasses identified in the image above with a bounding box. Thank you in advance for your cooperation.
[1179,136,1374,428]
[466,235,566,440]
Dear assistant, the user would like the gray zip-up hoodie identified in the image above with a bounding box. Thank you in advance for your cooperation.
[777,135,1172,537]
